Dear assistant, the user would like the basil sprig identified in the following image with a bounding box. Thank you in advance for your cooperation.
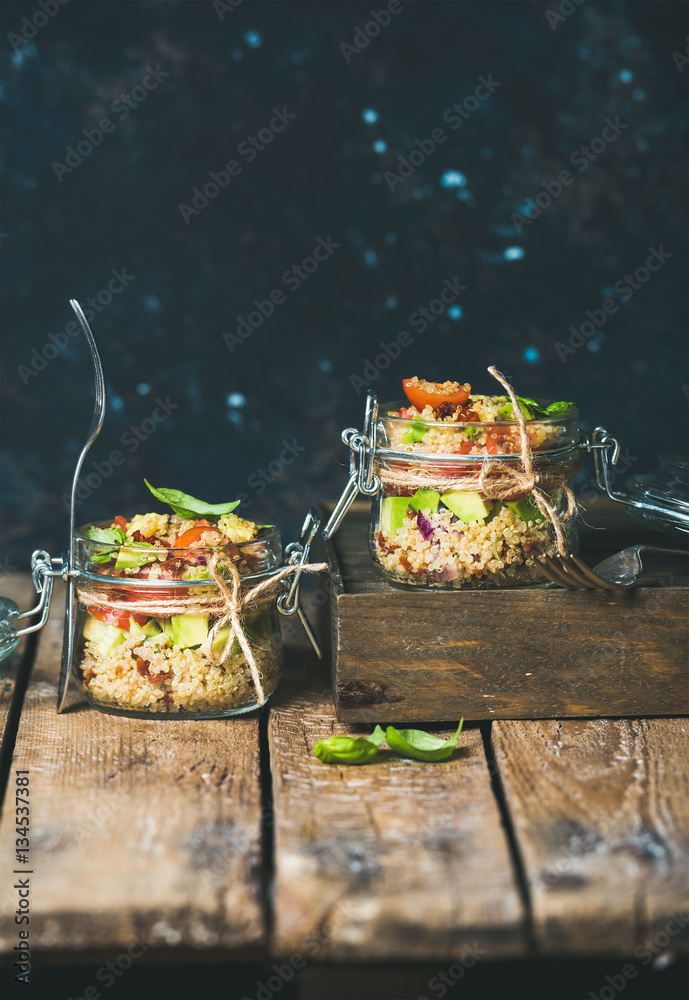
[313,725,385,765]
[144,480,241,520]
[313,721,465,765]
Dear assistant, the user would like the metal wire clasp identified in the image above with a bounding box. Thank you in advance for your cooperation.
[7,550,64,640]
[322,392,381,541]
[277,507,323,658]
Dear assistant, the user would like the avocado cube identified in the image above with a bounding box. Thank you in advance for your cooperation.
[211,625,240,659]
[506,496,545,524]
[440,490,493,523]
[83,615,126,655]
[170,613,209,649]
[380,496,412,537]
[129,618,162,638]
[409,488,441,514]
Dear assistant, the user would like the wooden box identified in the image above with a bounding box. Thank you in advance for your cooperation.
[319,501,689,724]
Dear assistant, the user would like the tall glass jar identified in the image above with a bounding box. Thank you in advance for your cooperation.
[72,524,283,717]
[369,400,580,589]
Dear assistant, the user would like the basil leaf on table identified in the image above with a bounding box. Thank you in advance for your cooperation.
[385,719,465,762]
[144,480,241,520]
[313,725,385,765]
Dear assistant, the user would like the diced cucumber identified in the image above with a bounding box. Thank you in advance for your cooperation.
[409,488,441,515]
[440,490,493,523]
[380,496,411,536]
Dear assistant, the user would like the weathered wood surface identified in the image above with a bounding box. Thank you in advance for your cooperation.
[0,574,37,746]
[492,718,689,956]
[269,672,526,961]
[325,504,689,723]
[0,582,266,954]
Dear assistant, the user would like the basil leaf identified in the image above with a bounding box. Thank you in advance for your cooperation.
[144,480,241,520]
[385,719,464,762]
[544,401,573,415]
[85,526,126,545]
[85,525,126,564]
[313,725,385,765]
[402,421,428,444]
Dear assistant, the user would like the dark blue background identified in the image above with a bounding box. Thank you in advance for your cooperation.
[2,0,687,566]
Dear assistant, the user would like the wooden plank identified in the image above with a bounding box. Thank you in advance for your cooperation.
[269,674,527,961]
[0,582,266,954]
[0,573,38,745]
[492,718,689,956]
[327,506,689,723]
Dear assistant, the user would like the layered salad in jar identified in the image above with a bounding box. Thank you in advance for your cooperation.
[74,482,282,716]
[371,377,579,589]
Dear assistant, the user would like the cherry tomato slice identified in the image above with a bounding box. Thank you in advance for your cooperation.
[402,377,471,411]
[174,521,224,547]
[113,515,128,530]
[86,604,148,631]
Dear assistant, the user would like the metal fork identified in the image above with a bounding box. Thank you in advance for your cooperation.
[57,299,107,713]
[539,545,689,592]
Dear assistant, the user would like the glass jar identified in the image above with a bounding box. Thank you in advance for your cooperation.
[368,399,580,590]
[71,523,284,718]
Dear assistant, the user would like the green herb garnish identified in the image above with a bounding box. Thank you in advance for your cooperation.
[544,401,573,415]
[313,725,385,765]
[144,480,242,520]
[84,525,126,564]
[401,421,428,444]
[385,720,464,762]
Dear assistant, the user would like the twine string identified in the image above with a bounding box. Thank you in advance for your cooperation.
[77,557,327,706]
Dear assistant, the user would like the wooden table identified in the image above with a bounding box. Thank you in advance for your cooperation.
[0,567,687,1000]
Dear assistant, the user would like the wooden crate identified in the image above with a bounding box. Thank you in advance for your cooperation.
[319,500,689,724]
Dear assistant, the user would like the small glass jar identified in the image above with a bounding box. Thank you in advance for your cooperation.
[369,400,580,590]
[72,523,283,718]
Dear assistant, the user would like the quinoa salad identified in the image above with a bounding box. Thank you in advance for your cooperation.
[75,482,282,715]
[380,376,575,457]
[370,377,578,589]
